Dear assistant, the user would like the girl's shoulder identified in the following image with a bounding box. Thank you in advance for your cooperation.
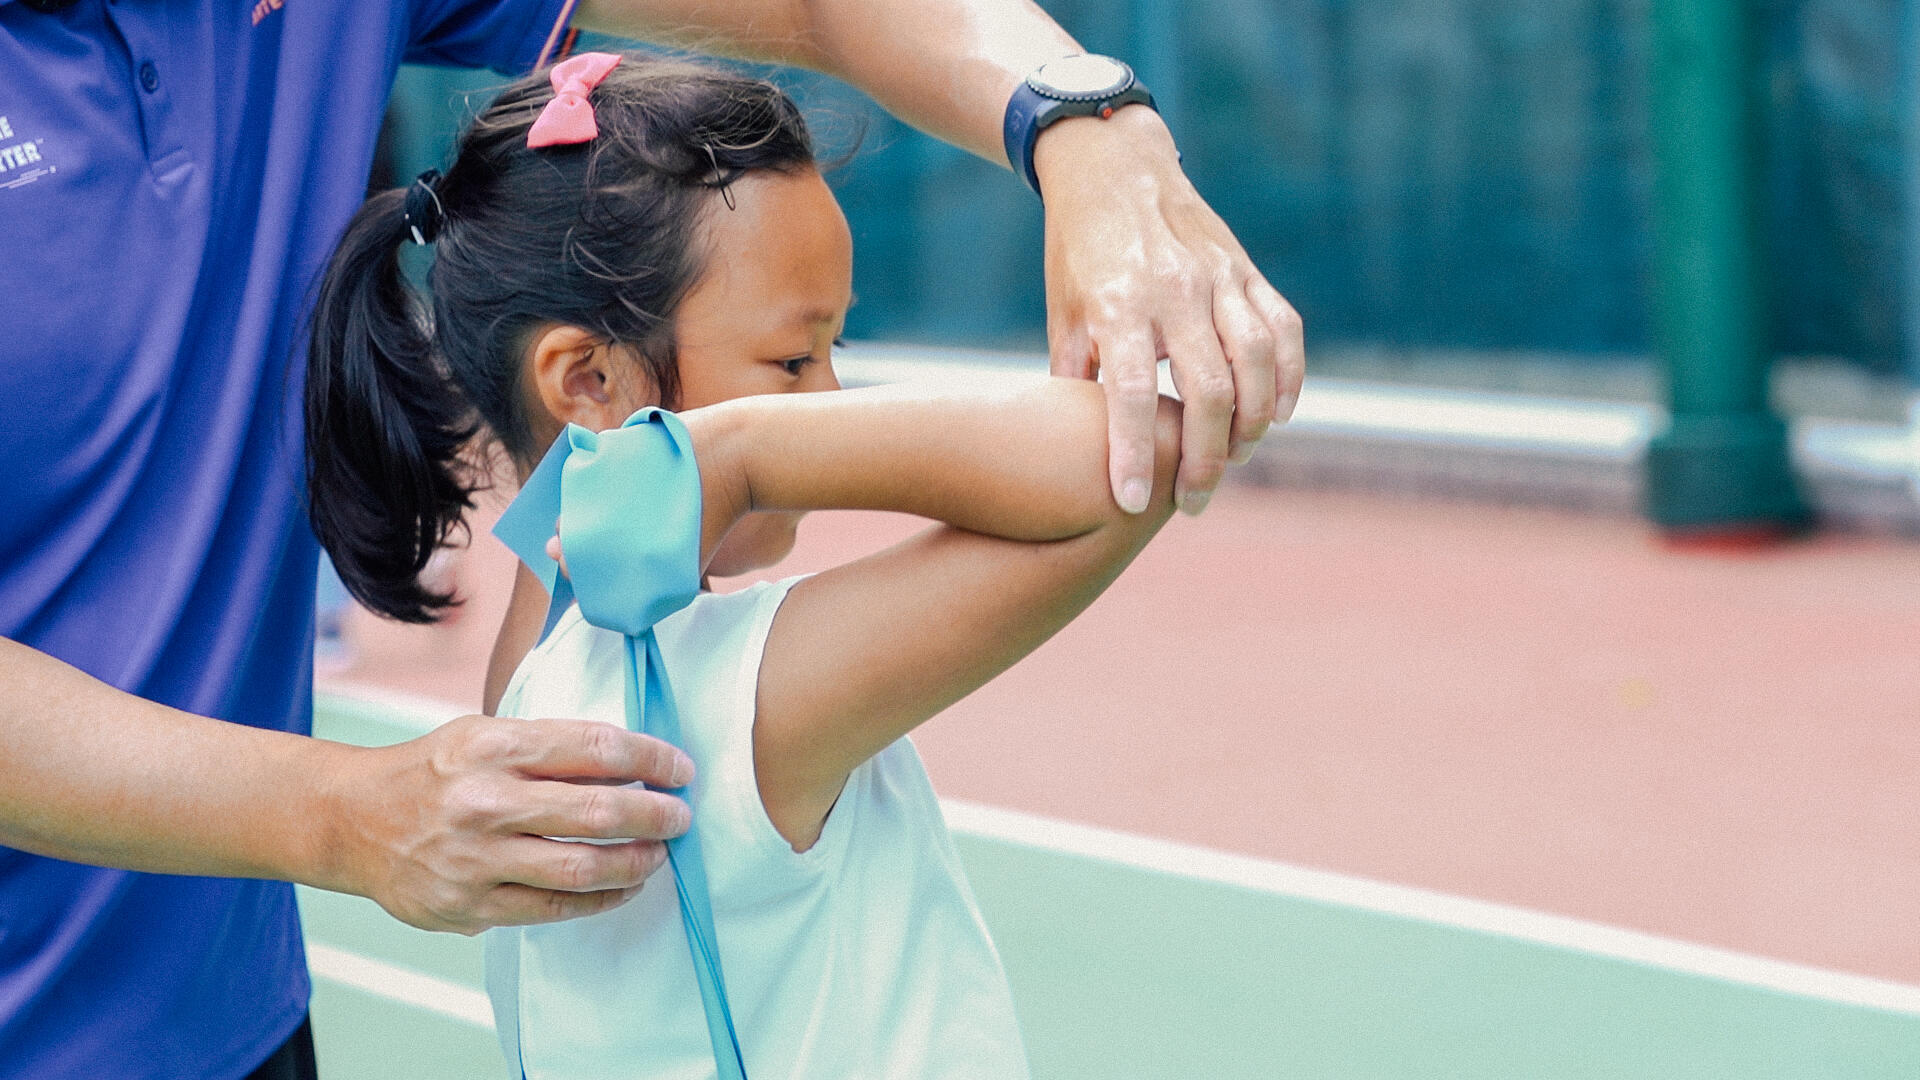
[498,575,805,728]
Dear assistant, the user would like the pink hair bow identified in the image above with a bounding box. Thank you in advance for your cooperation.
[527,52,622,149]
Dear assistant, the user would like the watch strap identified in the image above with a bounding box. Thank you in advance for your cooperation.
[1003,78,1156,197]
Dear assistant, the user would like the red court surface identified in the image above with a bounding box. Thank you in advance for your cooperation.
[321,481,1920,988]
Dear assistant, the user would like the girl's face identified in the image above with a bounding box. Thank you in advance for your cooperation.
[632,167,853,576]
[523,168,852,577]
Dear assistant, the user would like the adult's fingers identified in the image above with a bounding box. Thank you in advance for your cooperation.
[1164,321,1235,514]
[1095,329,1163,514]
[1246,275,1306,426]
[1213,286,1277,463]
[490,834,669,898]
[469,881,644,931]
[504,717,694,789]
[506,779,692,842]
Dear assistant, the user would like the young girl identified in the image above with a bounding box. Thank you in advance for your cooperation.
[306,54,1183,1079]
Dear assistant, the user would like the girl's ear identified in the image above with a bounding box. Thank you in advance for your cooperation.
[527,324,652,435]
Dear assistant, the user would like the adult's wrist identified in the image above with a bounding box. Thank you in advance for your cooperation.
[1030,103,1180,199]
[292,736,386,898]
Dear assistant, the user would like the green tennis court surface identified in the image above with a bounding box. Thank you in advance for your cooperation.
[308,694,1920,1078]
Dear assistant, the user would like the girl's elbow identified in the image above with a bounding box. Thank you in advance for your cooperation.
[1151,394,1184,501]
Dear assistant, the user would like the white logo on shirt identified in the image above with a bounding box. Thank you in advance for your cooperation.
[0,116,54,191]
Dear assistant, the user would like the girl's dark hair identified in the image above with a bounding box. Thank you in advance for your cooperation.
[306,56,815,622]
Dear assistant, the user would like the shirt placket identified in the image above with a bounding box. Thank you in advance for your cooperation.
[100,0,191,186]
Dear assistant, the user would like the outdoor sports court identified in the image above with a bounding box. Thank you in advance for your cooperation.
[312,405,1920,1077]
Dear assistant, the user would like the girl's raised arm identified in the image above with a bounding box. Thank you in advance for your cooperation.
[680,376,1181,850]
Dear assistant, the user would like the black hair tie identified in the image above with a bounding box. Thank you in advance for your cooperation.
[402,169,446,245]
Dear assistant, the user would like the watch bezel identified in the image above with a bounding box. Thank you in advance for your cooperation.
[1026,55,1136,103]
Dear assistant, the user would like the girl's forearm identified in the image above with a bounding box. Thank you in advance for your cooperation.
[687,378,1164,550]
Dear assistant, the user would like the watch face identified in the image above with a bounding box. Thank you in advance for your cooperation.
[1029,55,1133,100]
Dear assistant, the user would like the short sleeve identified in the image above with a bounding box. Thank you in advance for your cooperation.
[404,0,572,73]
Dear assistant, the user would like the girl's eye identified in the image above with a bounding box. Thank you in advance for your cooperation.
[780,338,842,376]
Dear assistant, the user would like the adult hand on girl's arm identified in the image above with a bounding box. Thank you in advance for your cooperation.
[576,0,1305,513]
[1033,107,1304,514]
[309,713,693,934]
[0,637,692,935]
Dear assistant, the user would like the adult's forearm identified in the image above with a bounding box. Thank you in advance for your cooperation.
[0,637,333,880]
[576,0,1078,161]
[0,635,693,933]
[689,377,1174,551]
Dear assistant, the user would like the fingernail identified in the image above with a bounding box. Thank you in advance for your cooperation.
[670,802,693,836]
[1120,479,1151,514]
[671,754,695,787]
[1276,390,1299,423]
[1228,443,1255,466]
[1180,490,1211,516]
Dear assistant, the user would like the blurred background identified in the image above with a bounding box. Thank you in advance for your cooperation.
[307,4,1920,1077]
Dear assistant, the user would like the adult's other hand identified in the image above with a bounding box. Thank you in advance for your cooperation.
[1034,105,1305,516]
[316,713,694,935]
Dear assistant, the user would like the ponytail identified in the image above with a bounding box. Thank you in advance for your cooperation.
[305,187,478,624]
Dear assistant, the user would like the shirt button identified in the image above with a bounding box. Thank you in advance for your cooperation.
[138,61,160,93]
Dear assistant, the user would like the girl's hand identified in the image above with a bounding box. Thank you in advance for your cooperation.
[1034,106,1305,516]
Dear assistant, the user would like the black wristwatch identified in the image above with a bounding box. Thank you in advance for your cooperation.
[1002,54,1157,198]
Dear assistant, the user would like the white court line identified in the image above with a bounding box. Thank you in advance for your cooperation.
[306,942,494,1030]
[944,798,1920,1019]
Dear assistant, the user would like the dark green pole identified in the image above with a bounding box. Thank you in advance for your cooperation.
[1644,0,1809,533]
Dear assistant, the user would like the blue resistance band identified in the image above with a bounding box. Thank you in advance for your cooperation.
[495,407,749,1080]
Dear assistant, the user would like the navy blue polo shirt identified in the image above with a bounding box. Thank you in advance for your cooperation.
[0,1,566,1075]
